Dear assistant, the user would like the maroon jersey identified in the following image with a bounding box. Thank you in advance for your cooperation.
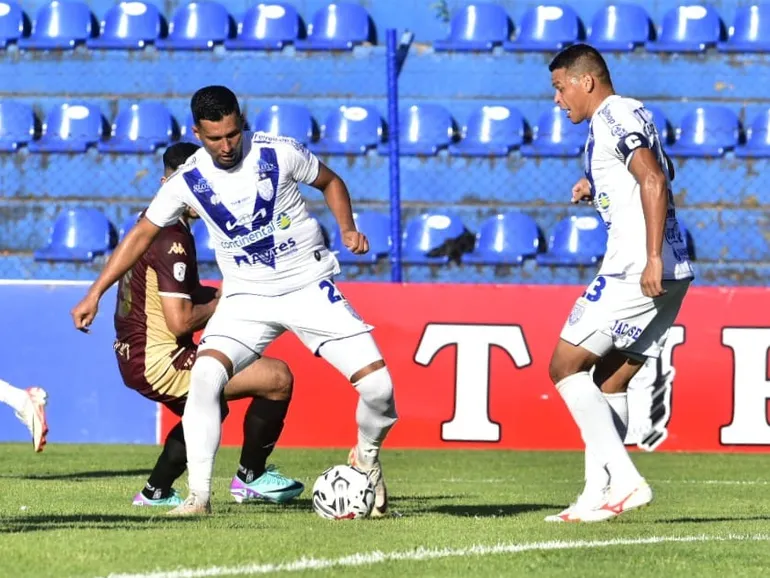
[113,220,200,402]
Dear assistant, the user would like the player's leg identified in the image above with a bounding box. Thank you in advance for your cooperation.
[545,278,649,522]
[169,295,283,516]
[286,279,397,517]
[224,357,304,504]
[0,377,48,452]
[319,334,396,517]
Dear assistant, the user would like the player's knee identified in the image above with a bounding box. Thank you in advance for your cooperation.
[269,360,293,401]
[354,366,397,421]
[548,351,580,385]
[190,355,230,404]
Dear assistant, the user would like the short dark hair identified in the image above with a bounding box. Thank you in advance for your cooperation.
[190,85,241,124]
[163,142,200,172]
[548,44,612,85]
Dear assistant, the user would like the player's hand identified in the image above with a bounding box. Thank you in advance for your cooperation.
[641,257,666,298]
[341,230,369,254]
[571,178,593,204]
[71,293,100,333]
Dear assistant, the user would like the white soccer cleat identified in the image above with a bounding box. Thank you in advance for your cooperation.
[569,480,654,523]
[544,489,607,523]
[166,493,212,517]
[15,387,48,453]
[348,446,388,518]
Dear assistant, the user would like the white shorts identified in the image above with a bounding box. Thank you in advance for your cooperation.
[198,278,374,373]
[560,276,690,360]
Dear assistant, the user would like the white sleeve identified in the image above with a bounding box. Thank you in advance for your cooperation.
[282,139,320,185]
[144,179,186,227]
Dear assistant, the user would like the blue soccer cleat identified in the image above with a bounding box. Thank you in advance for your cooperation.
[229,466,304,504]
[132,488,184,507]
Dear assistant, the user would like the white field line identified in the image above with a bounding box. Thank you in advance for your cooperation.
[206,476,770,486]
[101,534,770,578]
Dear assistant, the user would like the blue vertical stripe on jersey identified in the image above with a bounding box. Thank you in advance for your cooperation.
[182,151,280,269]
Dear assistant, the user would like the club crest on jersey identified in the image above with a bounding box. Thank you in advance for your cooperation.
[595,192,611,211]
[568,303,585,326]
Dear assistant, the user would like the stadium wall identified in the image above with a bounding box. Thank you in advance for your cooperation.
[2,281,770,453]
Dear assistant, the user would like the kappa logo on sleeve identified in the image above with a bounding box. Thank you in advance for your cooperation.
[167,242,187,256]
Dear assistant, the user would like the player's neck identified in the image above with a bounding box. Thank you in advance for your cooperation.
[585,86,616,119]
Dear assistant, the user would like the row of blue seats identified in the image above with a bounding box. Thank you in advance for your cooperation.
[35,207,684,267]
[2,1,770,53]
[2,99,769,158]
[0,0,372,50]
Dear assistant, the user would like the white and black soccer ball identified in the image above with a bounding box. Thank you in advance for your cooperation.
[311,465,375,520]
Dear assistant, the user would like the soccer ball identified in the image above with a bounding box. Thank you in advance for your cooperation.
[311,465,375,520]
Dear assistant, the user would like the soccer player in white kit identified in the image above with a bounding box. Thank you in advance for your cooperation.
[545,44,694,522]
[71,86,397,516]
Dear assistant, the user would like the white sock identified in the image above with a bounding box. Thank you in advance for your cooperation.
[556,372,642,490]
[182,356,229,504]
[582,392,630,497]
[0,379,29,414]
[354,367,397,465]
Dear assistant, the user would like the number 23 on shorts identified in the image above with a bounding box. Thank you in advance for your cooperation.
[582,275,606,303]
[319,279,343,304]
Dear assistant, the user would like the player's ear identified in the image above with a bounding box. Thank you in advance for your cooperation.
[160,176,167,185]
[582,73,595,93]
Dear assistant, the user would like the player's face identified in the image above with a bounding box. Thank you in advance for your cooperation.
[193,112,244,169]
[184,206,200,220]
[551,68,588,124]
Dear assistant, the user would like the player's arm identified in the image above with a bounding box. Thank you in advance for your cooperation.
[71,217,162,331]
[310,163,368,254]
[153,230,218,338]
[629,147,668,297]
[160,295,218,338]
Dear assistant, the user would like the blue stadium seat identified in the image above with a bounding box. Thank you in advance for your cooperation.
[295,2,373,51]
[646,5,725,53]
[668,106,740,158]
[521,106,587,157]
[719,4,770,53]
[155,1,234,50]
[224,2,301,50]
[536,215,607,266]
[332,211,391,264]
[0,100,36,152]
[448,105,526,157]
[251,104,316,145]
[504,4,583,51]
[587,3,652,52]
[18,0,97,49]
[433,3,513,52]
[87,1,165,49]
[379,104,455,156]
[99,102,177,153]
[311,105,383,155]
[28,102,106,153]
[0,1,30,48]
[735,109,770,158]
[191,218,216,262]
[402,212,466,264]
[463,212,540,265]
[35,208,116,262]
[119,211,142,240]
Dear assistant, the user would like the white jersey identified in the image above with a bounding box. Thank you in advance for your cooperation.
[586,95,694,281]
[145,132,340,297]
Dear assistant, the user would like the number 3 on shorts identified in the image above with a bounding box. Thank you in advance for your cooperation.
[319,280,343,304]
[582,276,606,302]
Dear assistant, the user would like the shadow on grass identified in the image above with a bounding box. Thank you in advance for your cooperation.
[0,514,198,533]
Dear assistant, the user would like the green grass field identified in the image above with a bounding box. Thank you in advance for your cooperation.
[0,445,769,577]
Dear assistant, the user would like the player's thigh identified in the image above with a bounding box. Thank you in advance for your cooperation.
[593,350,644,394]
[318,332,385,382]
[199,294,286,375]
[285,278,374,359]
[224,356,293,401]
[626,280,690,360]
